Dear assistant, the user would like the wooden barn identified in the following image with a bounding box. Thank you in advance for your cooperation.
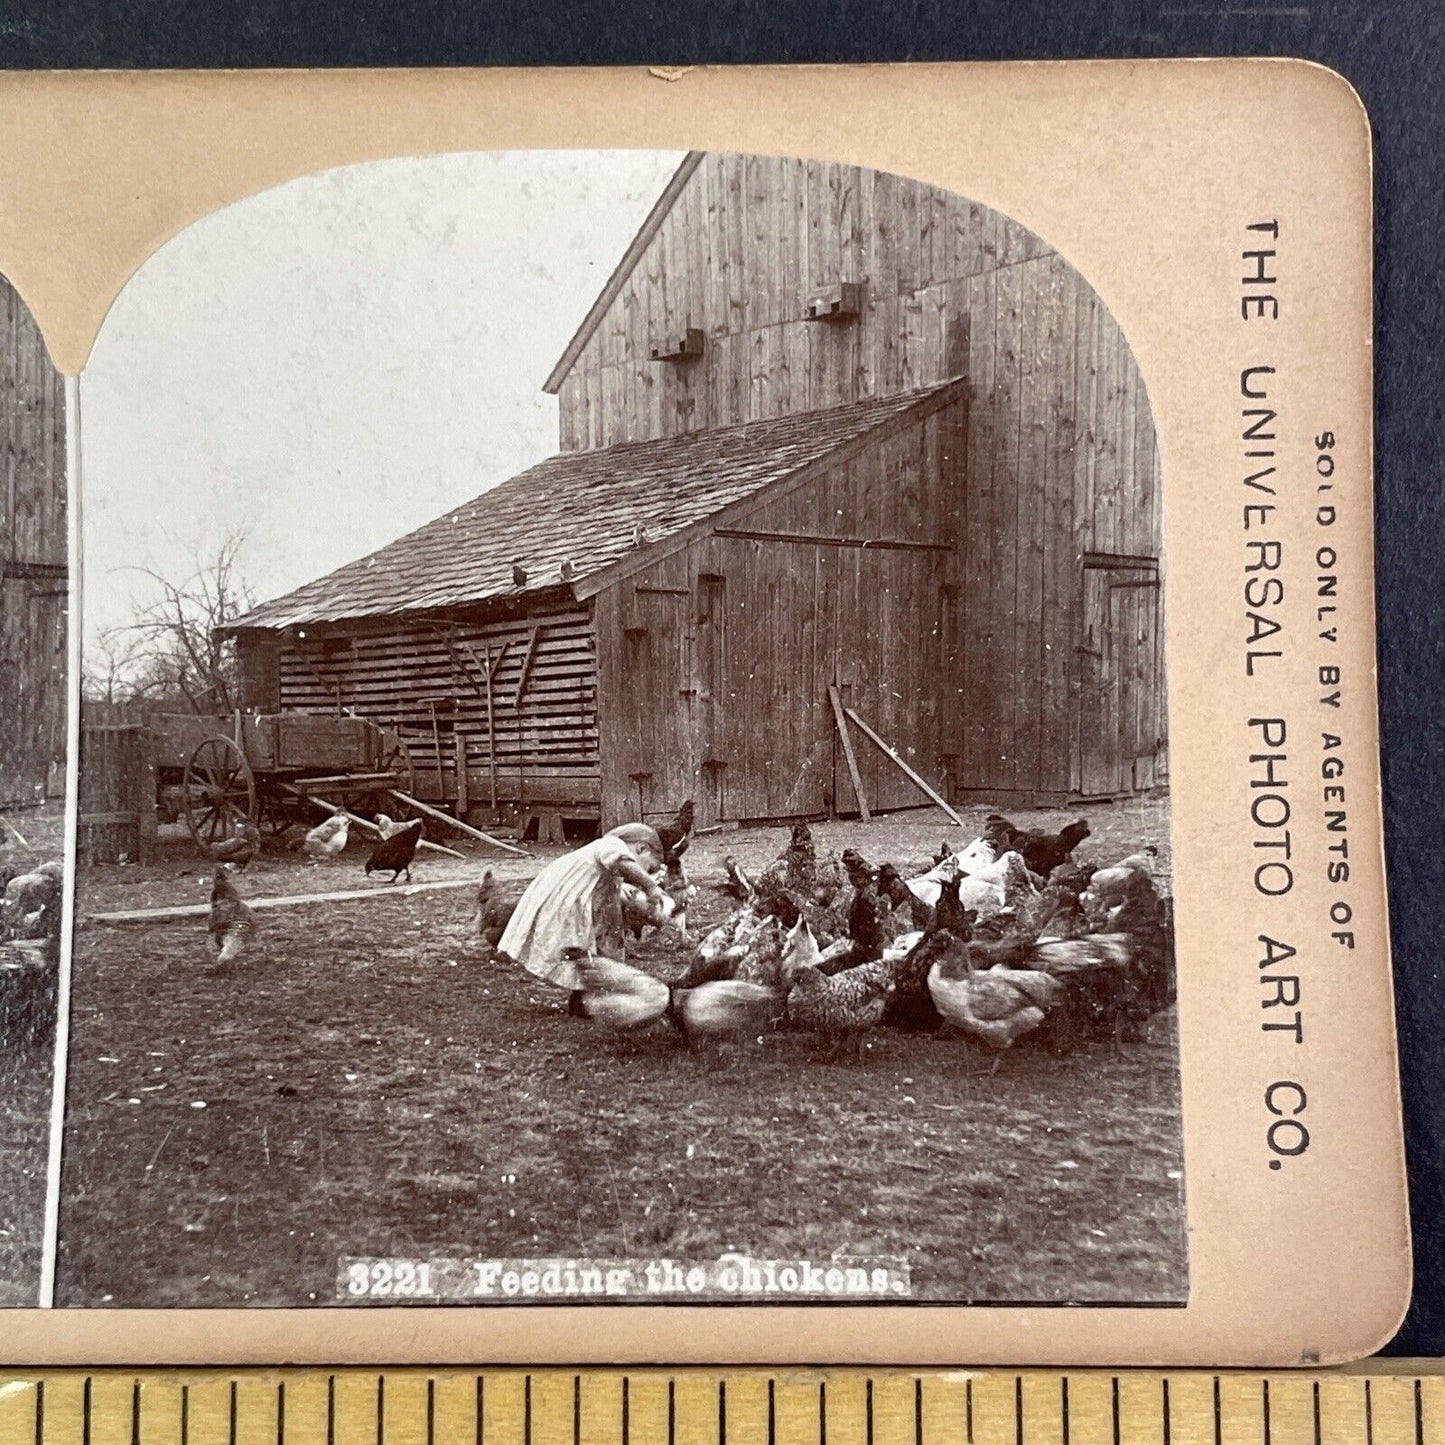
[225,152,1166,833]
[0,276,67,810]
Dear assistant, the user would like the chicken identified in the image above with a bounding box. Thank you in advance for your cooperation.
[757,822,844,905]
[655,799,695,862]
[302,813,350,860]
[571,951,778,1038]
[619,878,680,938]
[720,856,753,902]
[208,866,257,965]
[1082,849,1159,908]
[1016,862,1095,941]
[882,927,962,1032]
[841,848,889,964]
[676,905,771,987]
[212,821,261,870]
[364,818,424,883]
[512,561,528,587]
[624,849,696,941]
[785,959,894,1040]
[475,870,522,954]
[372,813,406,839]
[3,868,61,938]
[927,950,1061,1052]
[984,813,1092,878]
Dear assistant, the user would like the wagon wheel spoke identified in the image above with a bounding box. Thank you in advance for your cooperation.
[182,735,256,859]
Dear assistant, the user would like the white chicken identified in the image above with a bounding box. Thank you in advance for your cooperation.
[302,813,351,860]
[572,952,778,1037]
[908,847,1035,920]
[927,953,1061,1050]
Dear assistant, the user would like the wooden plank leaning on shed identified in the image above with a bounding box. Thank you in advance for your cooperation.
[827,684,871,822]
[843,706,965,828]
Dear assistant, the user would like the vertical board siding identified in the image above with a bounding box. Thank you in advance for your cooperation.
[594,400,967,828]
[0,276,67,807]
[551,153,1162,800]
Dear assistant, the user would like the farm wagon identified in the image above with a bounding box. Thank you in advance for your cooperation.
[77,709,489,863]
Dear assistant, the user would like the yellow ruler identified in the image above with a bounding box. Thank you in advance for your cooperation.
[0,1368,1439,1445]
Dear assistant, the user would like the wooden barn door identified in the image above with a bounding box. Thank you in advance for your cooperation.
[1077,559,1162,797]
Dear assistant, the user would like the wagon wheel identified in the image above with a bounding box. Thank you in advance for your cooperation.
[181,735,257,857]
[378,729,417,798]
[257,786,304,838]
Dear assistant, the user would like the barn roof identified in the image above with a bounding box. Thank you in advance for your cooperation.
[225,378,966,634]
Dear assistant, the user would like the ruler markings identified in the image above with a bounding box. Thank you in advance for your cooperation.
[16,1371,1445,1445]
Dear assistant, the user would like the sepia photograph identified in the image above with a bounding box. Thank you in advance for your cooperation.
[0,274,66,1308]
[57,147,1184,1308]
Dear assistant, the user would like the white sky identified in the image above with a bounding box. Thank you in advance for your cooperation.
[79,149,686,650]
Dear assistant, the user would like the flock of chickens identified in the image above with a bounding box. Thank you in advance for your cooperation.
[199,795,1174,1064]
[482,805,1176,1064]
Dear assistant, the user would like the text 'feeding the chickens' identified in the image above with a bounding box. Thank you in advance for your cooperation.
[339,1256,912,1302]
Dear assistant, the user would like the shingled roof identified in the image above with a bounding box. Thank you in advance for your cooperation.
[226,378,966,633]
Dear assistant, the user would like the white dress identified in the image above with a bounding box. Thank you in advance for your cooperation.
[498,833,634,989]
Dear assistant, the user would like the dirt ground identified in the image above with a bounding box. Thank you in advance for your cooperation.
[59,798,1186,1307]
[0,805,64,1306]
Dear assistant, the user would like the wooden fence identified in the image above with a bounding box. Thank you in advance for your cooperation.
[79,722,157,864]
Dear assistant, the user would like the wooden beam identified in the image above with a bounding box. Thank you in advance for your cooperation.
[86,876,482,925]
[843,706,965,828]
[827,685,871,822]
[513,625,543,708]
[713,527,951,553]
[484,644,498,809]
[386,788,531,857]
[282,787,465,860]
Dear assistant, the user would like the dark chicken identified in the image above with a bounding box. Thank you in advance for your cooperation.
[655,799,695,863]
[841,848,888,964]
[364,818,424,883]
[985,813,1092,878]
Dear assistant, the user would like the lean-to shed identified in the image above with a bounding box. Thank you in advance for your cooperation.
[0,277,67,809]
[227,151,1167,831]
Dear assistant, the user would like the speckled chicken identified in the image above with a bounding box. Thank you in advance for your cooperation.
[475,870,522,954]
[785,958,894,1039]
[208,866,258,965]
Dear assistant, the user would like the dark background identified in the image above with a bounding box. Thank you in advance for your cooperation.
[5,0,1441,1355]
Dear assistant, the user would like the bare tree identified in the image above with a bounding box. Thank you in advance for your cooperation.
[111,531,256,715]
